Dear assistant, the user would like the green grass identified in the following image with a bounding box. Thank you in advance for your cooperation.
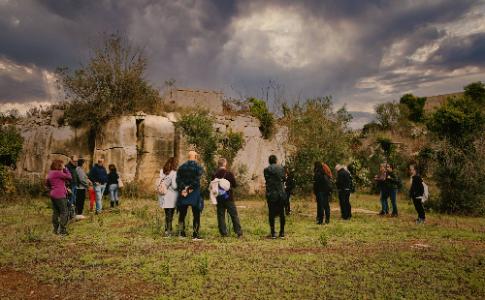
[0,193,484,299]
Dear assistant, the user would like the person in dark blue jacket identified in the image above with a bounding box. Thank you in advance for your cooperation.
[176,150,204,240]
[264,155,286,239]
[88,158,108,214]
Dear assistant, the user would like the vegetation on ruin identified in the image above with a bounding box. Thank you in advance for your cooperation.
[248,97,275,139]
[0,195,484,299]
[57,33,161,131]
[176,111,245,180]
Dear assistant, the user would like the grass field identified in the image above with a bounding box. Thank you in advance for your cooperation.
[0,193,484,299]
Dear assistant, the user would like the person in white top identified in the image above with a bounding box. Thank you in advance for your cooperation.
[158,157,178,236]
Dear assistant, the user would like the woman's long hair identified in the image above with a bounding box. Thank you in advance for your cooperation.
[163,157,178,175]
[322,163,333,179]
[50,159,63,171]
[314,161,323,174]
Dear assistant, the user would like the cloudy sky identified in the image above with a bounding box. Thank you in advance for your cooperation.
[1,0,485,127]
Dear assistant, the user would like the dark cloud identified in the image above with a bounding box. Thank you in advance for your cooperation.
[0,0,484,128]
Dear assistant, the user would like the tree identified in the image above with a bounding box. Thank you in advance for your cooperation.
[375,102,400,130]
[399,93,426,123]
[464,81,485,105]
[283,97,352,190]
[58,33,161,131]
[427,91,485,215]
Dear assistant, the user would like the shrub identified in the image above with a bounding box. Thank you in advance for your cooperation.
[283,97,352,191]
[217,130,245,167]
[248,98,275,139]
[0,126,23,195]
[400,93,427,123]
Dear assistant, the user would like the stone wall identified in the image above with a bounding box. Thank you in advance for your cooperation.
[162,88,223,114]
[14,112,286,194]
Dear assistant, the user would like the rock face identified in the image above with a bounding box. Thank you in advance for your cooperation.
[14,113,286,194]
[162,88,223,114]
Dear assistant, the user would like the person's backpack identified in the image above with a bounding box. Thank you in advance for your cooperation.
[156,176,168,195]
[420,181,429,203]
[209,177,231,204]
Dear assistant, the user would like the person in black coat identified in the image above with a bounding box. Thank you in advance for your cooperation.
[336,164,353,220]
[263,155,286,239]
[409,164,426,224]
[313,162,333,224]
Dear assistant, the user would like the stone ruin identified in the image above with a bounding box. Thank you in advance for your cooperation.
[13,89,287,194]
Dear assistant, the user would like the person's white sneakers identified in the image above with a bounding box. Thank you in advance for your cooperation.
[75,215,86,220]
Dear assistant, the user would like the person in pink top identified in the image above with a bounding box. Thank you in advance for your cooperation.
[45,159,72,235]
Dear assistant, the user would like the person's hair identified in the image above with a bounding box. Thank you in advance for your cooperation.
[163,157,178,175]
[387,163,394,170]
[268,155,277,164]
[77,159,85,167]
[218,157,227,168]
[322,163,333,179]
[409,163,421,175]
[108,164,116,173]
[50,159,63,171]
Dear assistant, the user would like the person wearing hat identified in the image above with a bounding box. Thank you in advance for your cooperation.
[176,150,204,240]
[211,158,243,238]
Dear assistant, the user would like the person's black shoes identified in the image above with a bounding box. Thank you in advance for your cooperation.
[267,233,277,239]
[278,233,285,239]
[391,213,398,217]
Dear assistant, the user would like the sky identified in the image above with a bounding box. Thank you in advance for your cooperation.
[1,0,485,128]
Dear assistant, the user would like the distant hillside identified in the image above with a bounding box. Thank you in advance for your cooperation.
[423,92,464,111]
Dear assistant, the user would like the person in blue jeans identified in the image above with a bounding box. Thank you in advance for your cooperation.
[374,163,389,215]
[384,164,400,217]
[88,158,108,214]
[107,164,120,208]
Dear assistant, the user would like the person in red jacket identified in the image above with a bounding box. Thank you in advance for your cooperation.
[45,159,72,235]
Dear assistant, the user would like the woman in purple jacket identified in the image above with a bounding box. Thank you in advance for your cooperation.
[46,159,72,235]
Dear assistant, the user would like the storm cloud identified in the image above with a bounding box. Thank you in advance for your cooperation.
[1,0,484,127]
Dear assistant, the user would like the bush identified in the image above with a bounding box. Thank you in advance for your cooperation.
[283,97,352,191]
[217,130,245,167]
[248,98,275,139]
[0,126,23,195]
[400,93,426,123]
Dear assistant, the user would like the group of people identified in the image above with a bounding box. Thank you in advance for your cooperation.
[45,150,427,238]
[45,156,121,235]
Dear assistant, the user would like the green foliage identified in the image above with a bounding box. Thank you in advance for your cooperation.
[375,137,395,159]
[375,102,400,130]
[0,126,23,195]
[248,98,275,139]
[427,97,484,145]
[177,111,245,179]
[177,111,218,175]
[283,97,352,190]
[58,33,161,131]
[464,81,485,105]
[400,93,426,123]
[427,89,485,215]
[217,130,245,166]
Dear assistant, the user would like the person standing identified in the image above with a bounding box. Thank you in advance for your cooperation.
[336,164,353,220]
[284,167,295,216]
[46,159,72,235]
[212,158,243,238]
[314,162,333,224]
[385,164,400,217]
[374,163,389,215]
[158,157,178,237]
[66,155,79,218]
[88,158,108,214]
[176,151,204,240]
[409,164,426,224]
[263,155,286,239]
[75,158,89,220]
[107,164,120,208]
